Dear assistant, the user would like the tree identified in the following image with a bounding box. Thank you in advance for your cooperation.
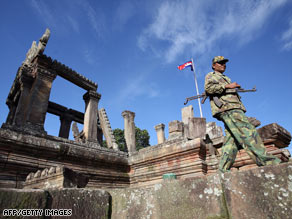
[113,128,127,151]
[102,127,150,152]
[135,127,150,151]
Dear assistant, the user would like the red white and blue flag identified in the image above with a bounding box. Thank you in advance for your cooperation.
[177,60,193,71]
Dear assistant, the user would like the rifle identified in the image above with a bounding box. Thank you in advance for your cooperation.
[184,86,257,105]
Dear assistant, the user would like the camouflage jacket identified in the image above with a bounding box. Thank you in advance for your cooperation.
[204,71,246,117]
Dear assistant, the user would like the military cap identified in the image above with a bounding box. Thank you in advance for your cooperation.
[212,56,229,64]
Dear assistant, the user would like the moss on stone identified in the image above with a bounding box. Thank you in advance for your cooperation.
[0,189,47,219]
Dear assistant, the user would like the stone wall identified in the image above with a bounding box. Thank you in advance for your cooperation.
[126,122,290,187]
[110,162,292,219]
[129,138,207,187]
[1,162,292,218]
[0,188,110,219]
[0,128,129,189]
[0,121,290,189]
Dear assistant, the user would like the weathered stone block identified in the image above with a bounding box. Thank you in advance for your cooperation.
[222,162,292,219]
[168,120,184,140]
[187,117,206,139]
[48,188,110,219]
[169,120,183,133]
[111,163,292,219]
[257,123,291,148]
[0,188,111,219]
[247,117,261,127]
[206,122,223,140]
[181,105,194,125]
[110,173,227,219]
[0,189,48,218]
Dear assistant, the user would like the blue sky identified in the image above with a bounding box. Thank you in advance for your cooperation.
[0,0,292,153]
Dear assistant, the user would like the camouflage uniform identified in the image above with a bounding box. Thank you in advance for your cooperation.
[205,56,281,172]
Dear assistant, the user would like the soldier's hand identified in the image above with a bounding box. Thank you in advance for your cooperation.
[225,82,241,89]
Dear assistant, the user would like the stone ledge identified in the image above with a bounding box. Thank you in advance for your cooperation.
[0,128,128,163]
[23,165,88,189]
[129,138,203,164]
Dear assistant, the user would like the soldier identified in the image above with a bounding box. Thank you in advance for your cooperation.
[204,56,281,173]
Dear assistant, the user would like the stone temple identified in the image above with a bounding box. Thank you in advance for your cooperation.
[1,29,292,218]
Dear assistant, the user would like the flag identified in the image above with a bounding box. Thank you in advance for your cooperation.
[177,60,193,70]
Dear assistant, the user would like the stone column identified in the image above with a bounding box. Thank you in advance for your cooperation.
[58,111,74,139]
[122,110,136,152]
[181,105,194,139]
[181,105,194,125]
[168,120,184,140]
[13,74,34,126]
[25,67,57,133]
[83,90,101,142]
[155,123,165,144]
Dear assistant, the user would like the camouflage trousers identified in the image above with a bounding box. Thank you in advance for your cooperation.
[218,109,281,172]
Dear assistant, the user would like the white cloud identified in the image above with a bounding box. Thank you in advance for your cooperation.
[113,1,135,31]
[30,0,56,28]
[29,0,106,37]
[115,74,160,104]
[66,15,80,33]
[80,0,106,39]
[138,0,287,63]
[82,47,98,65]
[29,0,80,33]
[281,18,292,50]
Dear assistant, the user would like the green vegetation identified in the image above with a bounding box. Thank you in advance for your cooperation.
[102,127,150,152]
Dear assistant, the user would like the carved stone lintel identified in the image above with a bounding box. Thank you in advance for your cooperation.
[51,57,98,91]
[35,67,57,82]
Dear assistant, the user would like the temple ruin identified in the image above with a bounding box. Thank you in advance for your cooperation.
[1,29,292,218]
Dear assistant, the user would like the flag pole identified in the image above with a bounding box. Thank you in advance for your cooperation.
[191,58,203,118]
